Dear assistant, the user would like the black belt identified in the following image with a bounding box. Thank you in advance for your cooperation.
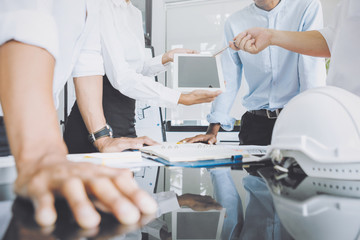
[248,109,282,119]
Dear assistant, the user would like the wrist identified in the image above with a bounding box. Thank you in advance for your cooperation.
[268,29,276,46]
[16,148,67,176]
[93,136,111,152]
[178,93,190,105]
[88,124,113,145]
[206,123,220,136]
[176,194,189,207]
[162,53,171,65]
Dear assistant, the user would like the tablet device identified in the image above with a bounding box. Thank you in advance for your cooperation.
[172,208,226,240]
[173,54,225,92]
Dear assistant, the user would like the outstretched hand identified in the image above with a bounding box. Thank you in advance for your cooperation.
[179,90,222,105]
[230,27,272,54]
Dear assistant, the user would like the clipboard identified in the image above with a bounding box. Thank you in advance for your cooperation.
[143,155,243,168]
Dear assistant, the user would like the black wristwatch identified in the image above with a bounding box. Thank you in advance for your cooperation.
[88,124,113,143]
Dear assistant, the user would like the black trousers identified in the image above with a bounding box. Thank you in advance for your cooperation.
[0,117,11,156]
[63,75,137,154]
[238,111,277,146]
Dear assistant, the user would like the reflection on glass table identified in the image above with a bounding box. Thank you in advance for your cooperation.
[210,167,292,240]
[259,167,360,240]
[1,197,154,240]
[2,164,358,240]
[157,193,224,240]
[0,174,223,240]
[171,208,226,240]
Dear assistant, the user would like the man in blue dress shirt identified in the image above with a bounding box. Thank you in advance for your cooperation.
[183,0,326,145]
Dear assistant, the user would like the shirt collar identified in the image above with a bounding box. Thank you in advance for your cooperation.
[111,0,130,8]
[252,0,285,17]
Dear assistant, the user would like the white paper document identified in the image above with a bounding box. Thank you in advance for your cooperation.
[140,143,266,162]
[67,151,162,168]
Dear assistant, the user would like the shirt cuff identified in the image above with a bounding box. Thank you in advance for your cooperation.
[0,10,59,60]
[165,88,181,108]
[317,28,334,53]
[152,55,168,73]
[207,112,236,131]
[153,191,180,217]
[144,87,181,109]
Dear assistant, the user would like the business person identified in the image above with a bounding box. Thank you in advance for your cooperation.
[181,0,326,146]
[229,0,359,99]
[0,0,157,229]
[63,0,222,154]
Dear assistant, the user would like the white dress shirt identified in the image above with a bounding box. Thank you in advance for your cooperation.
[100,0,181,108]
[208,0,326,131]
[318,0,360,97]
[0,0,104,116]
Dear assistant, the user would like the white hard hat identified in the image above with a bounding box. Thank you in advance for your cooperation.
[268,86,360,180]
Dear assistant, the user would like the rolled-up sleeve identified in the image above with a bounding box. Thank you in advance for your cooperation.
[298,0,326,92]
[72,13,104,77]
[317,0,342,53]
[0,10,59,60]
[317,27,335,54]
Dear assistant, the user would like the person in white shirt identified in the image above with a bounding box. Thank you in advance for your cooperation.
[0,0,157,229]
[230,0,360,98]
[63,0,222,154]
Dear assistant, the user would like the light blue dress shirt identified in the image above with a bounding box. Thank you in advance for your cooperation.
[207,0,327,131]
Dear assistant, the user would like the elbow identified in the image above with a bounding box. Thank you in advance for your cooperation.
[324,50,331,58]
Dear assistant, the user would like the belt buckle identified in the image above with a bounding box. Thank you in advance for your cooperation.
[266,109,279,119]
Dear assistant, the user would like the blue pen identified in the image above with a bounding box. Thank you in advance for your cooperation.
[231,154,243,162]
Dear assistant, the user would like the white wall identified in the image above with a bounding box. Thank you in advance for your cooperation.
[152,0,341,128]
[320,0,341,27]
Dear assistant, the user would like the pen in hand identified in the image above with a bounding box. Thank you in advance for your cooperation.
[212,41,238,57]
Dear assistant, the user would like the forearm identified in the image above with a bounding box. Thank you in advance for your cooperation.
[142,55,167,77]
[0,41,67,169]
[73,76,107,149]
[270,30,330,57]
[206,123,221,136]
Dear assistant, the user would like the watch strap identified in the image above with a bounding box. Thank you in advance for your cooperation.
[88,124,113,143]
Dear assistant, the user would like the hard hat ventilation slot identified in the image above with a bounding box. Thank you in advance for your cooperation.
[312,181,360,192]
[310,166,360,177]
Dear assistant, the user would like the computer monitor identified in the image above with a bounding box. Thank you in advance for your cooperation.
[173,54,225,92]
[172,208,226,240]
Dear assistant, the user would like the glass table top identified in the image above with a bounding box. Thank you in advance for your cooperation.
[0,164,359,240]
